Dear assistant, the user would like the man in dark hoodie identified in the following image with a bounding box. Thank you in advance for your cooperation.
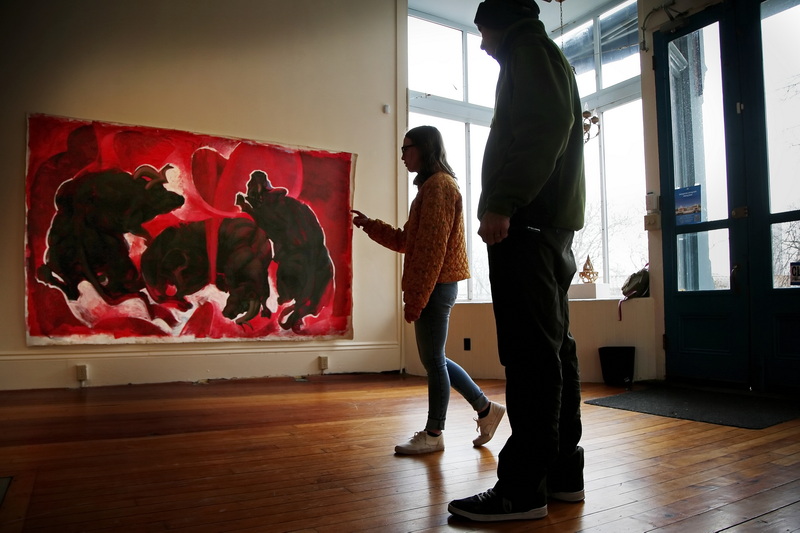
[448,0,586,522]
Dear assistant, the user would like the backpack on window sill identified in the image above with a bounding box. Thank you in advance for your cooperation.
[618,264,649,321]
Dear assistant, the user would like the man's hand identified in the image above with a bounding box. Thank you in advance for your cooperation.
[478,211,511,245]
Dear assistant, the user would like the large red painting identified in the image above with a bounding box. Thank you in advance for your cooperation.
[25,114,355,344]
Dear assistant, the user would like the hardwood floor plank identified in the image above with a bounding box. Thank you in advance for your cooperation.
[723,500,800,532]
[645,479,800,532]
[0,375,797,532]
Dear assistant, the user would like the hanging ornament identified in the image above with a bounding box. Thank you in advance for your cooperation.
[583,105,600,143]
[546,0,601,143]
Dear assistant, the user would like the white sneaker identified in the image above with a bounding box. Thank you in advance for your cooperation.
[473,402,506,447]
[395,431,444,455]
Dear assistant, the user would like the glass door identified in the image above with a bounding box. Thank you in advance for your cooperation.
[752,0,800,392]
[656,7,751,385]
[655,0,800,392]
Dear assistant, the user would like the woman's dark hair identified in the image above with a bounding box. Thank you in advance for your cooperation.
[405,125,456,185]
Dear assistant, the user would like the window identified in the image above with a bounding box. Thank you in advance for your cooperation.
[408,0,646,300]
[407,17,463,101]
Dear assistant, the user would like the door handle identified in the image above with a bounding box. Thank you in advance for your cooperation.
[731,263,739,293]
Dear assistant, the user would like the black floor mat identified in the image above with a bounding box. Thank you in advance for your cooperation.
[585,384,800,429]
[0,477,10,507]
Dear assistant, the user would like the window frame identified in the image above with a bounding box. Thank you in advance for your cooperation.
[408,1,645,301]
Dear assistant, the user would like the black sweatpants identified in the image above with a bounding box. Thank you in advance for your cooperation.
[488,226,583,506]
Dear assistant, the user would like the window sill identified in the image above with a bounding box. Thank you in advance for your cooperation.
[454,283,626,304]
[568,283,613,300]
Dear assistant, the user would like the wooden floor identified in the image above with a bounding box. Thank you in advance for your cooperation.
[0,374,798,532]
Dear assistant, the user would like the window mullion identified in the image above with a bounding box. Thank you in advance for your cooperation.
[598,113,611,285]
[594,14,603,95]
[462,30,470,104]
[464,122,474,301]
[409,90,494,126]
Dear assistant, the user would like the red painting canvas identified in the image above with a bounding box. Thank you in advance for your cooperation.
[25,114,355,344]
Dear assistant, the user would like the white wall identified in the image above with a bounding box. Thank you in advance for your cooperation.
[404,298,657,384]
[0,0,697,391]
[0,0,408,389]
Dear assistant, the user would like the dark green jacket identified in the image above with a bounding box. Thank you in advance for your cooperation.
[478,19,585,231]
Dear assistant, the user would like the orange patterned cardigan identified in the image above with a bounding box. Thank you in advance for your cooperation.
[359,171,470,321]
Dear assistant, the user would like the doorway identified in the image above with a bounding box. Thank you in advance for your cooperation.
[654,0,800,392]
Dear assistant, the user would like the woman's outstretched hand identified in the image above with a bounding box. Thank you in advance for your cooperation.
[351,209,370,228]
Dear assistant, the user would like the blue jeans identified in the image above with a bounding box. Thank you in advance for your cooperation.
[414,282,489,432]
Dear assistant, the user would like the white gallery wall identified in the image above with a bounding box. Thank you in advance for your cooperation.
[0,0,675,390]
[0,0,408,389]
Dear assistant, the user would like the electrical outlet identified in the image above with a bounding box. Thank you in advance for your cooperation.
[75,364,88,381]
[318,356,329,370]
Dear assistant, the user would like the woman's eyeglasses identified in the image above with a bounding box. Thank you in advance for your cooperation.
[400,144,416,154]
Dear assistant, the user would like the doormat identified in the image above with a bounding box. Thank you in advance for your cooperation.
[0,477,10,507]
[585,384,800,429]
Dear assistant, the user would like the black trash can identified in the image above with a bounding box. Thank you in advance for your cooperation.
[598,346,635,388]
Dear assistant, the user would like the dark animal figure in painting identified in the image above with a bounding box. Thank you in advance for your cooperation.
[139,222,208,312]
[37,164,185,306]
[141,219,273,325]
[236,170,334,332]
[215,218,274,324]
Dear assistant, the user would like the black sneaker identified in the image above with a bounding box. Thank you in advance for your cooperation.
[548,445,585,502]
[549,487,585,502]
[448,489,547,522]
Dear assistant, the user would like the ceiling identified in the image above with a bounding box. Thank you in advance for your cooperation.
[408,0,609,34]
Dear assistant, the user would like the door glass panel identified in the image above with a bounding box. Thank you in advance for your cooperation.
[677,229,730,291]
[761,0,800,215]
[668,23,729,224]
[771,221,800,288]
